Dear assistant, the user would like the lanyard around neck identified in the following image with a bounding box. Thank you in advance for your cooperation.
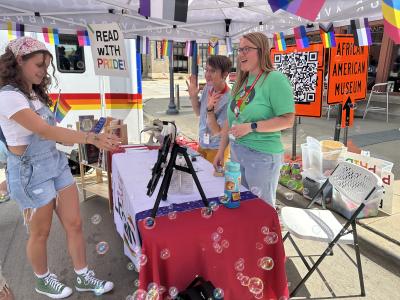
[234,71,263,118]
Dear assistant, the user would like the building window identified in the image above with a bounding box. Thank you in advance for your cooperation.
[368,25,383,89]
[388,45,400,92]
[173,42,188,73]
[55,34,85,73]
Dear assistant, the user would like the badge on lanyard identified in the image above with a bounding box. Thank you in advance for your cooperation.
[239,90,246,97]
[203,133,210,145]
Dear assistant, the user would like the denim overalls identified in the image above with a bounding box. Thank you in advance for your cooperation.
[0,85,74,223]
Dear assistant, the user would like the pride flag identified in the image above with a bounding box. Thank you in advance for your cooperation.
[382,0,400,44]
[268,0,325,21]
[42,28,60,45]
[319,22,336,48]
[161,40,172,57]
[294,25,309,49]
[208,37,219,55]
[350,18,372,47]
[7,22,24,40]
[139,0,189,22]
[273,32,286,51]
[184,41,193,57]
[77,30,90,46]
[136,36,150,55]
[54,97,71,123]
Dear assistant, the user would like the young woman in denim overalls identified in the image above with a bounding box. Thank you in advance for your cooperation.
[0,37,120,299]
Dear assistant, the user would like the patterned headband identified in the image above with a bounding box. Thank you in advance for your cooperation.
[8,36,48,58]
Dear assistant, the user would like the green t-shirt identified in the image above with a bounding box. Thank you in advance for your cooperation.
[227,70,294,154]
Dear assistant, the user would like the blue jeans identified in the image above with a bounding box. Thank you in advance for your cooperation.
[230,142,282,208]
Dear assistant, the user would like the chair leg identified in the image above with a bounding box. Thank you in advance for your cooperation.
[287,233,312,271]
[363,91,373,119]
[386,91,389,123]
[352,221,366,296]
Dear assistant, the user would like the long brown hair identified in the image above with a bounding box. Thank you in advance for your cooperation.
[232,32,275,97]
[0,48,56,107]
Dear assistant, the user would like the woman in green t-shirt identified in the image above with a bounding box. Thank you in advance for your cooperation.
[213,32,295,208]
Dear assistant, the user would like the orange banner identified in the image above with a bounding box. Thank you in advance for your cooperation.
[327,34,368,105]
[270,43,325,117]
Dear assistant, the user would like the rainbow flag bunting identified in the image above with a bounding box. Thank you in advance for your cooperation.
[54,97,71,123]
[350,18,372,47]
[77,30,90,46]
[208,37,219,55]
[382,0,400,44]
[273,32,286,51]
[319,22,336,48]
[184,41,193,57]
[7,22,25,41]
[293,25,309,49]
[42,28,60,45]
[161,40,172,58]
[136,36,150,55]
[226,37,233,55]
[268,0,325,21]
[155,41,162,59]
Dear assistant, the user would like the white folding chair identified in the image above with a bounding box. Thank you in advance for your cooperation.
[363,82,393,123]
[281,161,382,297]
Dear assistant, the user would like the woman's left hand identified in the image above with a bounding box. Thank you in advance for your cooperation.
[230,123,251,139]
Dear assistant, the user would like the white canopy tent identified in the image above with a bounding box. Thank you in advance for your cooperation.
[0,0,383,42]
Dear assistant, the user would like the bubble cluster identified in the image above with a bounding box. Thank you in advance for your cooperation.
[91,214,102,225]
[264,232,279,245]
[284,192,294,201]
[144,217,156,229]
[213,288,224,299]
[234,258,245,272]
[248,277,264,294]
[160,248,171,260]
[258,256,274,270]
[169,286,179,298]
[126,262,135,271]
[131,289,147,300]
[201,207,212,218]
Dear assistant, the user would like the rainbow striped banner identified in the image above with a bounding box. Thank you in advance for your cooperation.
[319,22,336,48]
[293,25,309,49]
[273,32,286,51]
[226,37,233,55]
[42,28,60,45]
[161,40,172,57]
[208,37,219,55]
[54,97,71,123]
[7,22,25,41]
[350,18,372,46]
[77,30,90,46]
[382,0,400,44]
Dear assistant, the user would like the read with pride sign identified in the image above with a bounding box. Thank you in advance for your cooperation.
[88,22,129,77]
[327,34,368,105]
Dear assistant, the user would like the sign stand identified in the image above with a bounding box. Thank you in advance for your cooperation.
[334,104,342,141]
[292,117,297,160]
[342,97,354,146]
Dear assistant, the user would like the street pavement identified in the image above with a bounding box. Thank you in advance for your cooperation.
[0,78,399,299]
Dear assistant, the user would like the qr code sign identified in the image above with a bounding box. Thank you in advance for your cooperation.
[274,52,318,103]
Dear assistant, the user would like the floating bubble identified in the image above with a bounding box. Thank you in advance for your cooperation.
[158,286,166,295]
[160,248,171,260]
[258,257,274,270]
[284,192,294,201]
[219,195,229,204]
[264,232,279,245]
[169,286,179,298]
[201,207,212,218]
[146,287,159,300]
[132,289,147,300]
[96,241,109,255]
[134,279,140,287]
[261,226,269,235]
[209,201,219,211]
[217,227,224,234]
[144,217,156,229]
[221,239,230,248]
[215,247,223,254]
[211,232,221,242]
[234,259,245,272]
[256,242,263,250]
[303,188,309,195]
[168,211,177,220]
[147,282,158,291]
[236,272,244,280]
[127,262,135,271]
[248,277,264,294]
[139,254,148,266]
[91,214,102,225]
[213,288,224,299]
[254,291,264,299]
[212,242,221,250]
[279,296,288,300]
[240,276,250,286]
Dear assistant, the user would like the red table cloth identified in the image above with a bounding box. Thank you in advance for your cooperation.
[138,198,289,299]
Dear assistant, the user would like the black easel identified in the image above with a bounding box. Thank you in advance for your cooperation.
[150,143,210,219]
[342,97,353,146]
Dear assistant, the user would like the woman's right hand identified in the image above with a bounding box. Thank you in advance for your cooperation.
[186,75,199,99]
[213,151,224,171]
[89,132,121,151]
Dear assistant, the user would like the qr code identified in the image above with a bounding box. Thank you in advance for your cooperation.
[274,52,318,103]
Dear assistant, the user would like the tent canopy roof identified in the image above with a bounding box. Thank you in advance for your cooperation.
[0,0,382,41]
